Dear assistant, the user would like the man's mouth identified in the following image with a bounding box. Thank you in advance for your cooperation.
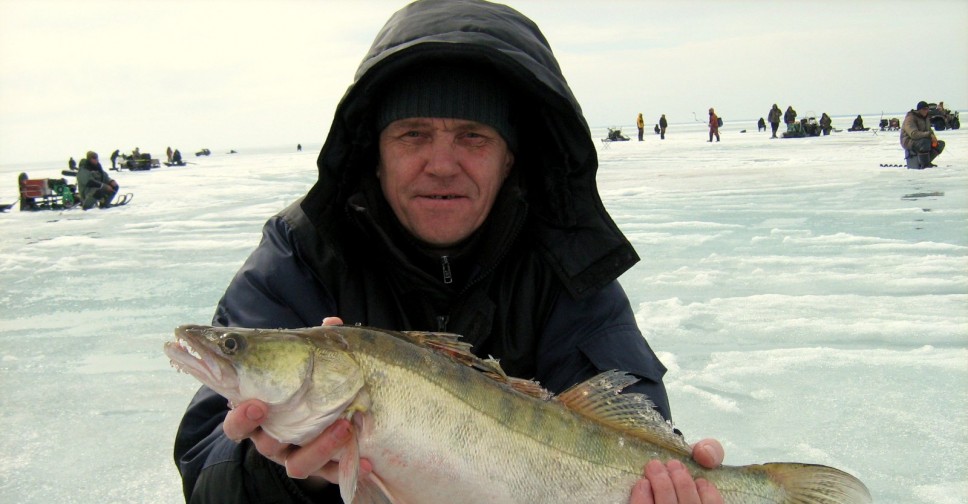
[425,195,461,200]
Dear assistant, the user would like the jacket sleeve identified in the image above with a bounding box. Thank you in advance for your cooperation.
[174,216,340,503]
[533,280,673,421]
[76,166,90,194]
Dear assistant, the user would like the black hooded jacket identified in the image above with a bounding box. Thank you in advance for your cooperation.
[174,1,670,502]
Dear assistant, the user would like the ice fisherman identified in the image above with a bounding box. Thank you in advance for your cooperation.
[768,104,781,138]
[708,107,720,142]
[77,151,118,210]
[901,100,945,169]
[172,1,725,503]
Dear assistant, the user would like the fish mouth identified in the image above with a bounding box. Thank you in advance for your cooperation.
[165,325,239,396]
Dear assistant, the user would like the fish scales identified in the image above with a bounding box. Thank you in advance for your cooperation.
[337,328,652,502]
[166,325,872,504]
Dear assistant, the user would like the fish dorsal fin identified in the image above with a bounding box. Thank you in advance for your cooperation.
[556,370,691,455]
[400,331,553,400]
[399,330,475,362]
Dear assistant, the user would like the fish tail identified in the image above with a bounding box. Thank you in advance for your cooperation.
[743,462,873,504]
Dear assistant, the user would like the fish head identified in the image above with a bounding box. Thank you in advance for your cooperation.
[165,325,365,419]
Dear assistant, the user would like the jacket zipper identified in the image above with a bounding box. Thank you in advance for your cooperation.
[440,256,453,285]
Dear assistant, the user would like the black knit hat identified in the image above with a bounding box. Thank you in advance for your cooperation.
[916,101,929,110]
[376,64,516,151]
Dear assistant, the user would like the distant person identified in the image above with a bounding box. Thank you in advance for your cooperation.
[167,146,174,164]
[819,113,832,135]
[636,112,645,141]
[757,117,766,132]
[297,143,303,151]
[708,107,720,142]
[18,172,36,211]
[172,149,183,165]
[68,157,77,171]
[850,115,865,131]
[768,104,782,138]
[654,123,660,134]
[659,113,668,139]
[76,151,119,210]
[783,105,797,131]
[110,149,120,169]
[901,100,945,169]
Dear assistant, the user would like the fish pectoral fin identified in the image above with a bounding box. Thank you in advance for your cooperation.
[338,422,361,504]
[353,473,399,504]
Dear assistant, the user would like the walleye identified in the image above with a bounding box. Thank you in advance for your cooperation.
[165,324,872,504]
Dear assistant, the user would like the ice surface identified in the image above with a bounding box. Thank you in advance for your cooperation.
[0,119,965,503]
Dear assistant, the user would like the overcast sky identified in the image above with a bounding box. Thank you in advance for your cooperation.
[1,0,966,165]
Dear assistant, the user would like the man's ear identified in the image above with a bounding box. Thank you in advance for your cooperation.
[502,151,514,179]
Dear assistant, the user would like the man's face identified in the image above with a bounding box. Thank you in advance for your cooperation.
[88,155,100,166]
[918,107,929,118]
[377,117,514,248]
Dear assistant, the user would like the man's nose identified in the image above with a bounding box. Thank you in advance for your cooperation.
[424,138,460,176]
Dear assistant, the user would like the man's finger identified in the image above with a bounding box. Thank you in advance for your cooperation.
[629,477,655,504]
[696,479,723,504]
[667,460,700,502]
[284,419,353,480]
[692,439,724,469]
[222,401,267,441]
[644,460,676,504]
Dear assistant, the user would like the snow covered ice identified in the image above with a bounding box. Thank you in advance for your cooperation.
[0,117,965,503]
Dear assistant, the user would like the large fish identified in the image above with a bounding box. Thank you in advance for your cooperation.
[165,324,872,504]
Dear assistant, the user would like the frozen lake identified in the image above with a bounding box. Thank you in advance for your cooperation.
[1,118,965,503]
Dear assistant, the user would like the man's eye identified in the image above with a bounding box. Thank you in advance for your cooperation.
[458,132,488,144]
[401,130,428,140]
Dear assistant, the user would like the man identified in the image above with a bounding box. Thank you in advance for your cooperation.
[707,108,720,142]
[768,104,781,138]
[819,113,832,136]
[172,1,724,503]
[637,112,645,141]
[901,100,945,169]
[659,113,668,140]
[783,105,797,131]
[76,151,118,210]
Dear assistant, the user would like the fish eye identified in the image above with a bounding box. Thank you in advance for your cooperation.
[219,333,245,355]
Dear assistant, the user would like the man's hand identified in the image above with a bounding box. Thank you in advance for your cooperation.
[222,400,372,483]
[629,439,725,504]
